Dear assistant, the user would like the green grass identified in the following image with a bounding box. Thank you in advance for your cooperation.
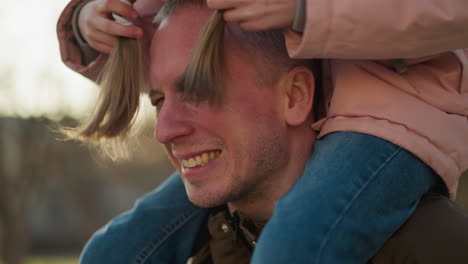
[0,256,79,264]
[27,256,79,264]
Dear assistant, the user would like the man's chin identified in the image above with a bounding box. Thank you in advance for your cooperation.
[186,191,228,208]
[183,181,228,208]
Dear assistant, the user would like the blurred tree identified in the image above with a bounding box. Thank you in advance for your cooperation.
[0,115,172,262]
[0,68,16,116]
[0,117,52,264]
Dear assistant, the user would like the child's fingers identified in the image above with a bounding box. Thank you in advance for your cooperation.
[95,16,143,39]
[86,30,117,53]
[88,38,115,54]
[98,0,138,20]
[223,6,254,23]
[88,29,119,47]
[134,0,166,19]
[206,0,241,10]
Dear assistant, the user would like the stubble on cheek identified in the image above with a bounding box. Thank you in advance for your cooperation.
[193,138,285,209]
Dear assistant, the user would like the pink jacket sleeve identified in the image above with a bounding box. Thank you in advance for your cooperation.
[285,0,468,59]
[57,0,107,81]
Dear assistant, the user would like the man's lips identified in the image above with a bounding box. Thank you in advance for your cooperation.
[179,150,221,168]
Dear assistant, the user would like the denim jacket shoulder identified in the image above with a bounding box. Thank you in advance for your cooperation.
[80,173,209,264]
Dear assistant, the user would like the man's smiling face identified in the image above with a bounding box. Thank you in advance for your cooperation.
[149,4,291,208]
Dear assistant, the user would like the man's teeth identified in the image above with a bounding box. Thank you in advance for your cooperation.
[182,150,221,168]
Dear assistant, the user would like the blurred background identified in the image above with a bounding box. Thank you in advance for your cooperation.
[0,1,173,263]
[0,1,467,264]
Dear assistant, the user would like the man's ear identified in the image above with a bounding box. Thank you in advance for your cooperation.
[282,66,315,126]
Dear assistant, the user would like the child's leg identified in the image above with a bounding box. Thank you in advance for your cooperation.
[251,131,440,264]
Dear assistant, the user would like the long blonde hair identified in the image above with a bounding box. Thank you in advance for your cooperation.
[65,6,223,148]
[83,37,142,139]
[63,0,143,157]
[177,10,225,104]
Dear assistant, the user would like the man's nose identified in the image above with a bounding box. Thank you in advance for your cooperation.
[154,100,195,144]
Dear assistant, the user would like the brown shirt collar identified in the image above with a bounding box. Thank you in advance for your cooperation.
[188,207,267,264]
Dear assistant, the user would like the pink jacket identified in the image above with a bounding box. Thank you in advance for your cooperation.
[57,0,107,81]
[285,0,468,199]
[57,0,468,198]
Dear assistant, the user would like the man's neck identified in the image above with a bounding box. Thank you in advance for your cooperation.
[227,196,275,221]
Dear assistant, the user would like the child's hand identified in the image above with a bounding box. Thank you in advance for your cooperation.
[133,0,166,46]
[78,0,143,54]
[207,0,297,31]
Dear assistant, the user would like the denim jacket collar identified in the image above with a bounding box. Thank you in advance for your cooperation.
[80,173,210,264]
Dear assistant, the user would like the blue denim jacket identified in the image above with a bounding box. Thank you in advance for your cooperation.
[80,132,441,264]
[80,173,209,264]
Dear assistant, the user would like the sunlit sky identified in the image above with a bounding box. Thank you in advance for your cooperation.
[0,0,98,119]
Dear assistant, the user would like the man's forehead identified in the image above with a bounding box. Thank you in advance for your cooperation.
[151,4,212,59]
[154,3,212,31]
[149,4,211,91]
